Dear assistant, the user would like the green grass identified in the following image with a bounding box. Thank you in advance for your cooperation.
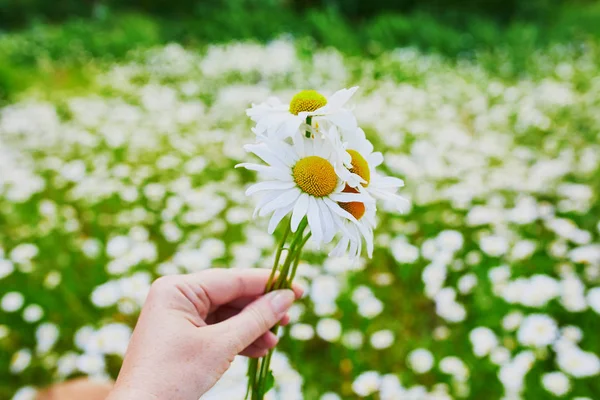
[2,3,600,103]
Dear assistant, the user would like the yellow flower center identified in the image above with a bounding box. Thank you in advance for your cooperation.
[347,150,370,186]
[292,156,337,197]
[289,90,327,115]
[339,186,366,220]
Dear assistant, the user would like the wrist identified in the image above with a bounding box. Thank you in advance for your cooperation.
[107,382,160,400]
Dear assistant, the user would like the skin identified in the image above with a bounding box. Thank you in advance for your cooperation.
[106,269,302,400]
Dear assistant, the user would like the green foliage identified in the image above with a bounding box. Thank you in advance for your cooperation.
[2,3,600,101]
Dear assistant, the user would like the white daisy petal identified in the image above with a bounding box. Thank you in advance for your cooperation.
[259,188,302,216]
[253,190,287,218]
[373,175,405,188]
[307,197,323,244]
[291,193,310,231]
[246,181,296,196]
[268,203,295,234]
[236,163,292,181]
[244,143,289,169]
[317,200,336,243]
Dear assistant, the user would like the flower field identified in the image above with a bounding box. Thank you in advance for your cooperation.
[1,38,600,399]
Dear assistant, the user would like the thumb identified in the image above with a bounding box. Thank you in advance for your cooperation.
[215,289,296,352]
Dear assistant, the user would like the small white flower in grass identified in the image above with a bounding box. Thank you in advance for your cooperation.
[342,330,364,349]
[91,280,122,308]
[237,133,370,248]
[351,285,373,302]
[370,330,394,349]
[390,237,419,264]
[290,324,314,341]
[35,323,59,354]
[2,292,24,312]
[488,265,511,284]
[465,251,482,266]
[11,387,37,400]
[106,236,130,258]
[587,287,600,314]
[22,304,43,323]
[9,243,38,264]
[57,352,78,378]
[247,88,358,143]
[435,288,466,323]
[502,311,523,331]
[10,349,32,374]
[81,238,102,258]
[0,325,9,339]
[76,353,106,375]
[287,304,304,323]
[44,271,61,289]
[437,230,464,252]
[320,393,341,400]
[517,314,558,347]
[439,356,469,381]
[422,262,447,298]
[379,374,404,400]
[96,323,132,356]
[568,244,600,264]
[352,371,381,397]
[0,259,14,279]
[433,326,450,341]
[479,235,509,257]
[560,274,587,312]
[498,351,535,395]
[408,348,434,373]
[316,318,342,342]
[357,296,384,318]
[457,273,477,294]
[510,240,536,260]
[74,326,95,351]
[490,347,511,366]
[541,371,570,396]
[560,326,583,343]
[556,344,600,378]
[469,327,498,357]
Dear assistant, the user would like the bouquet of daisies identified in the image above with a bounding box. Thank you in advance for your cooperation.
[238,88,407,399]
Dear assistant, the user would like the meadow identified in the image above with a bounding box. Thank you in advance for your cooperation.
[1,8,600,400]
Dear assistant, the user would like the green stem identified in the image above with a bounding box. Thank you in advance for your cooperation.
[265,219,290,293]
[288,232,311,284]
[273,218,308,290]
[255,222,312,397]
[305,116,312,138]
[247,218,289,400]
[245,358,258,400]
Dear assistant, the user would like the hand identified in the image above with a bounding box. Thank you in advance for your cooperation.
[107,268,302,400]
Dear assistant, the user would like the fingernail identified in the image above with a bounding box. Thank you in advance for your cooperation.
[268,290,295,315]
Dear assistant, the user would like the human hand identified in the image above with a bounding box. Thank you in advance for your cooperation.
[106,268,302,400]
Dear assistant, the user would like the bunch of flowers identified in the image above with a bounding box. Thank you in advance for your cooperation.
[239,87,407,399]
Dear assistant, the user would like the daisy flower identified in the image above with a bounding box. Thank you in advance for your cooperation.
[331,197,377,258]
[236,134,369,244]
[342,127,409,213]
[246,87,359,143]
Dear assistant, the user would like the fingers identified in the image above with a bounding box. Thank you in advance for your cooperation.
[212,289,296,352]
[179,269,303,312]
[208,306,291,327]
[240,331,278,358]
[240,344,269,358]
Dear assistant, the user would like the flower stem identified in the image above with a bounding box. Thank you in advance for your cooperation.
[248,217,311,399]
[305,116,312,138]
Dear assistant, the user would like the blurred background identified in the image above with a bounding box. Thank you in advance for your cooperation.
[1,1,600,399]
